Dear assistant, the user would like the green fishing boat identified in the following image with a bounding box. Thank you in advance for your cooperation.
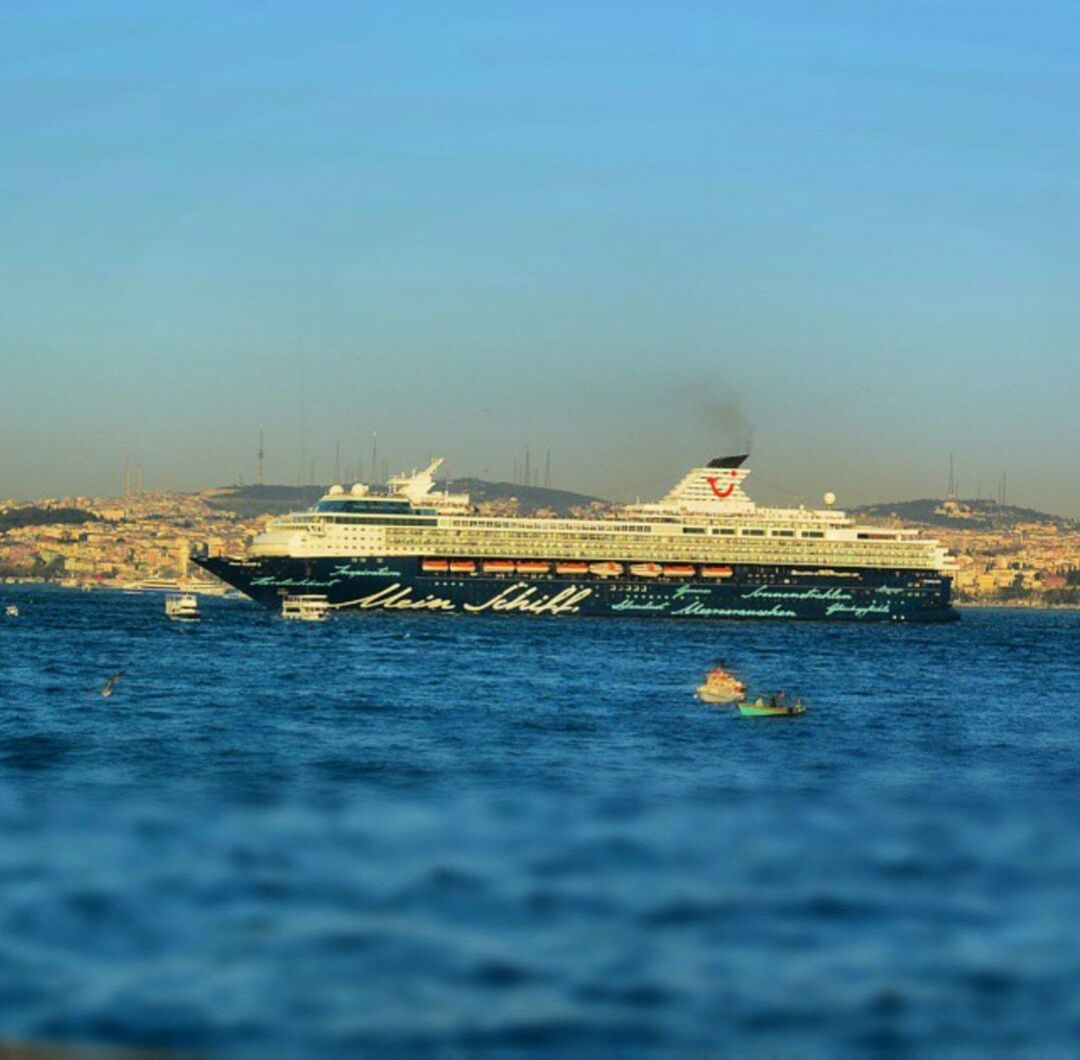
[737,697,806,717]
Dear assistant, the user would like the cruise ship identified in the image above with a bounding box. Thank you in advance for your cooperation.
[192,457,958,622]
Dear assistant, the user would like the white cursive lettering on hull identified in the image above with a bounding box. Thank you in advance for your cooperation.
[334,581,593,616]
[824,601,892,617]
[464,582,593,616]
[331,562,403,578]
[672,601,798,618]
[337,584,455,612]
[611,597,670,612]
[741,585,852,602]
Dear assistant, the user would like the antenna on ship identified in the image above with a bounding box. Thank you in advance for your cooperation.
[257,427,265,486]
[371,431,378,487]
[334,439,341,484]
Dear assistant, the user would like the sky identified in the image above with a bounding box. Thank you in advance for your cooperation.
[1,0,1078,514]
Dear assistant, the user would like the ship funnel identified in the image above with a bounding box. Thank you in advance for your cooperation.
[626,458,756,516]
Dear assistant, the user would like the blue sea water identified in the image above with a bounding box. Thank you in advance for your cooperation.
[1,586,1078,1055]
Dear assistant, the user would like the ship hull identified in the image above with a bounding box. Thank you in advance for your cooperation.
[194,554,957,622]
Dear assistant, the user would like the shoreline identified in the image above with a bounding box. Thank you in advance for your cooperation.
[1,578,230,596]
[955,600,1080,611]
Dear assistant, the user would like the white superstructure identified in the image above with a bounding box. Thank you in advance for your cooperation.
[246,456,954,575]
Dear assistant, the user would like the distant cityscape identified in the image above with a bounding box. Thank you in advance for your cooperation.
[857,497,1080,606]
[1,479,1077,606]
[0,479,605,595]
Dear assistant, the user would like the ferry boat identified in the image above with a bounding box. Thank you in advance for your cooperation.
[164,592,200,621]
[281,594,331,622]
[192,455,958,622]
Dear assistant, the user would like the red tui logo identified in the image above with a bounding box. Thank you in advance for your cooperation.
[705,470,739,499]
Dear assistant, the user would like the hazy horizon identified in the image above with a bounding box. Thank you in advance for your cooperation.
[2,2,1078,515]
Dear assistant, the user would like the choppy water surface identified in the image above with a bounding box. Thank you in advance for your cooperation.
[1,588,1078,1053]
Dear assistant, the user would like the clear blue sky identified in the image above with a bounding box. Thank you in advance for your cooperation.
[2,0,1078,514]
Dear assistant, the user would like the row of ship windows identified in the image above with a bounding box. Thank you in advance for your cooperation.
[452,519,656,533]
[312,525,855,545]
[613,581,925,592]
[296,516,849,539]
[683,527,826,538]
[358,543,931,570]
[420,576,930,593]
[308,515,657,533]
[314,516,437,527]
[380,530,924,555]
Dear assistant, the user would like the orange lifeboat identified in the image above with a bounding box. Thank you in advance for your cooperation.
[448,560,476,573]
[421,559,448,573]
[516,561,550,575]
[630,563,663,578]
[556,562,589,575]
[662,564,696,577]
[589,562,624,578]
[483,560,515,573]
[701,565,733,578]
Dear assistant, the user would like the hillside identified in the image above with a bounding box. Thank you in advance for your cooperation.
[0,506,99,530]
[204,484,1075,529]
[444,479,608,516]
[853,498,1078,532]
[203,480,608,518]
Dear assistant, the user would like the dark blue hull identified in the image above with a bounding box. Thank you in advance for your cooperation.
[194,554,957,623]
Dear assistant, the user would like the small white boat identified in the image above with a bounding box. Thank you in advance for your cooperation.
[165,593,200,620]
[281,594,331,622]
[4,604,19,617]
[695,666,746,705]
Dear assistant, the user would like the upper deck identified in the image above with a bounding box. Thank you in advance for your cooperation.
[246,455,955,572]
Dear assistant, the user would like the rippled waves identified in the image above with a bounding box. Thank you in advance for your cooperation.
[1,588,1078,1052]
